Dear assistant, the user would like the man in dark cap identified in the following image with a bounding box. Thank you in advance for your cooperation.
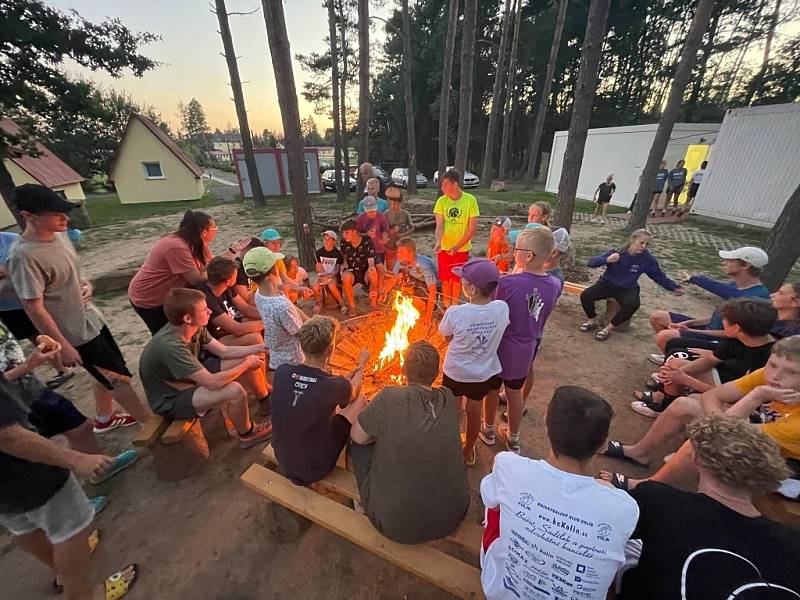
[7,184,150,433]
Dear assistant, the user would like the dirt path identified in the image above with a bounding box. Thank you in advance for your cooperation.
[0,203,725,599]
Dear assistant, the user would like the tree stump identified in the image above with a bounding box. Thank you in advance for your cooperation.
[151,419,210,481]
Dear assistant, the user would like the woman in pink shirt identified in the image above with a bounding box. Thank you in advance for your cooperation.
[128,210,217,334]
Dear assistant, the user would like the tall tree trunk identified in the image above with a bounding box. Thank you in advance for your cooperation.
[357,0,370,193]
[437,0,459,194]
[327,0,346,202]
[498,0,521,180]
[480,0,513,187]
[261,0,316,268]
[215,0,266,207]
[685,4,721,120]
[454,0,477,180]
[762,182,800,291]
[401,0,417,195]
[524,0,569,189]
[551,0,610,231]
[338,0,351,201]
[744,0,781,105]
[629,0,716,231]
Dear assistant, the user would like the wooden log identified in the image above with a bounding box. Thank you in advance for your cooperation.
[151,419,209,481]
[132,415,170,448]
[91,264,141,295]
[241,464,484,599]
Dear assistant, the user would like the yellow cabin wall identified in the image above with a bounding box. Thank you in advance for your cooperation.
[0,160,86,229]
[112,119,204,204]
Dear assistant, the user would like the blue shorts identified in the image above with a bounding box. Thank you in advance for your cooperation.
[28,389,88,438]
[374,252,385,265]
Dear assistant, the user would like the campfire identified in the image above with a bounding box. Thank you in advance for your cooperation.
[329,290,447,396]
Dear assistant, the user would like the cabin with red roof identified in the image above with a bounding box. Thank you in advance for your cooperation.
[110,113,204,204]
[0,119,86,229]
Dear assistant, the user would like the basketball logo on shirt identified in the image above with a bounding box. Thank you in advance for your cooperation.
[447,206,462,220]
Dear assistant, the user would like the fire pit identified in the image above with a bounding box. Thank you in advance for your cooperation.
[328,291,448,397]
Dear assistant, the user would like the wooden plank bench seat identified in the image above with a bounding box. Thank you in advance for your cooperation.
[241,463,485,600]
[260,445,484,557]
[132,415,209,481]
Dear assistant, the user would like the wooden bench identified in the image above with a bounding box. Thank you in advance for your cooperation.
[241,463,485,600]
[260,445,484,558]
[133,415,209,481]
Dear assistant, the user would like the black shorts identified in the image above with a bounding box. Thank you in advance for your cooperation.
[688,182,700,198]
[28,389,88,438]
[503,377,527,391]
[75,326,133,391]
[130,302,168,336]
[350,269,369,287]
[0,308,39,341]
[331,413,351,452]
[596,197,611,204]
[442,373,502,401]
[163,386,202,420]
[669,185,684,195]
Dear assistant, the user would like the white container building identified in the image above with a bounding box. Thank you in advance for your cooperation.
[693,103,800,227]
[545,123,720,208]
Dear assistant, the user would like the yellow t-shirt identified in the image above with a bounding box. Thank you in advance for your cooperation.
[433,192,480,252]
[734,368,800,460]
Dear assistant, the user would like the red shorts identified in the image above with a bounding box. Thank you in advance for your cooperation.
[437,250,470,282]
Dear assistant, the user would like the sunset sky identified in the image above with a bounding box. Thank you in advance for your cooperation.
[48,0,392,135]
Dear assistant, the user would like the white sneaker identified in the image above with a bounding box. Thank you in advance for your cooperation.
[631,401,662,419]
[647,353,665,366]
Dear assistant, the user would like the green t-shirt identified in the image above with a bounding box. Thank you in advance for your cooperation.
[139,324,211,415]
[354,384,470,544]
[433,192,480,251]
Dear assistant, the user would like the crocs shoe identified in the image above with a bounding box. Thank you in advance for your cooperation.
[92,450,139,484]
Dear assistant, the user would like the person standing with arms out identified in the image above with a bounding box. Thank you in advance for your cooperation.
[9,185,150,433]
[592,173,616,224]
[579,229,684,342]
[433,170,480,307]
[650,160,669,216]
[681,159,707,216]
[128,210,218,335]
[666,159,688,211]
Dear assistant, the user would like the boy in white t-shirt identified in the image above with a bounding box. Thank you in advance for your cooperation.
[439,258,509,466]
[480,385,639,600]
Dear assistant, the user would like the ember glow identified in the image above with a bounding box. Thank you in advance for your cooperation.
[374,291,420,383]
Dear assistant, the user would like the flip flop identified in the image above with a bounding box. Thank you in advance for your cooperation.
[601,440,649,468]
[606,472,630,491]
[91,450,139,485]
[579,322,597,332]
[633,390,663,404]
[104,564,139,600]
[595,329,611,341]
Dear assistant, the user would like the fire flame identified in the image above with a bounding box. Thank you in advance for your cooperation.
[374,291,420,384]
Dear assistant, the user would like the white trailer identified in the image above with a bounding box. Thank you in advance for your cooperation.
[693,103,800,228]
[545,123,720,208]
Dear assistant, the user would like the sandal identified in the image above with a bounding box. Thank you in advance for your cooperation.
[605,472,630,491]
[601,440,649,468]
[595,329,611,341]
[632,390,663,404]
[579,322,597,332]
[104,564,139,600]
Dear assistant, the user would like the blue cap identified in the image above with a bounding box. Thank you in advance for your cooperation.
[260,228,282,241]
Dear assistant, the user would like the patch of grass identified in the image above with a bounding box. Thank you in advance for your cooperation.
[85,191,219,227]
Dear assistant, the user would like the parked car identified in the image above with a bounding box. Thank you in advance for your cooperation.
[321,170,356,192]
[432,166,480,189]
[391,168,428,188]
[371,164,394,188]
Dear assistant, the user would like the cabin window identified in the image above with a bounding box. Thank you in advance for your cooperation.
[143,162,165,179]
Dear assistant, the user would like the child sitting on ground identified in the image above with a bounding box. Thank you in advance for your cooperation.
[487,217,511,273]
[439,258,509,466]
[245,247,309,376]
[482,227,561,454]
[271,316,369,485]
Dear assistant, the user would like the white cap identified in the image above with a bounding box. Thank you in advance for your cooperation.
[718,246,768,268]
[552,228,571,253]
[322,230,338,241]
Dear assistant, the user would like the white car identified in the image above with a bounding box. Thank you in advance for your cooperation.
[321,169,356,192]
[432,166,480,188]
[391,168,428,188]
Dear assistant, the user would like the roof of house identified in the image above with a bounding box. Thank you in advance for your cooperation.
[111,113,204,180]
[0,118,84,188]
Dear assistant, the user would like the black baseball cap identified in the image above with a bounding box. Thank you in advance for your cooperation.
[15,184,80,214]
